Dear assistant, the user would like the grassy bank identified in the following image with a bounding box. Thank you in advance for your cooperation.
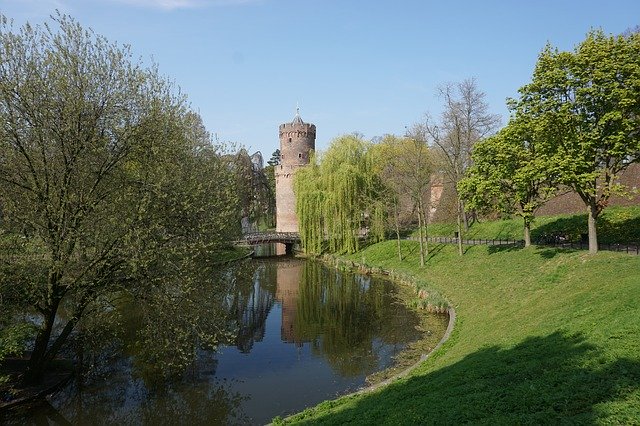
[280,241,640,424]
[418,205,640,244]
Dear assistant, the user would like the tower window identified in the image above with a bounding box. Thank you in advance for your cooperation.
[298,153,302,158]
[288,137,292,143]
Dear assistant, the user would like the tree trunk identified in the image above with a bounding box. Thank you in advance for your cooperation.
[417,203,425,267]
[462,204,470,232]
[394,199,402,261]
[42,314,81,368]
[419,198,429,259]
[523,220,531,248]
[588,202,599,254]
[24,298,61,384]
[456,199,464,256]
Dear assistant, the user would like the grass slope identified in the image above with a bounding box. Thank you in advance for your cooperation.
[420,206,640,244]
[281,242,640,424]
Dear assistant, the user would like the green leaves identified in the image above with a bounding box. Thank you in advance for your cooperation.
[0,14,241,381]
[479,29,640,252]
[294,134,385,255]
[459,117,556,245]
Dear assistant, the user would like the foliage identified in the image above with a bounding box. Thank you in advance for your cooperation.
[0,323,33,385]
[267,149,281,166]
[0,14,240,383]
[372,134,433,264]
[263,164,276,228]
[510,29,640,252]
[233,149,274,228]
[281,241,640,424]
[128,260,237,383]
[294,134,385,254]
[459,116,556,246]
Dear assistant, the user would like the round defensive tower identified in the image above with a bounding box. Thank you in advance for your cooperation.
[275,109,316,233]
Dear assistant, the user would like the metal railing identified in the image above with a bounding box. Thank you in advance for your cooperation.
[406,236,640,255]
[236,232,301,245]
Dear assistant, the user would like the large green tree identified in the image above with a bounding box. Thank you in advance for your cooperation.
[512,30,640,253]
[459,117,556,247]
[0,14,240,383]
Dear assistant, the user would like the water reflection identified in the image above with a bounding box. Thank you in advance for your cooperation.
[293,261,417,377]
[276,260,305,345]
[228,263,277,353]
[11,257,444,425]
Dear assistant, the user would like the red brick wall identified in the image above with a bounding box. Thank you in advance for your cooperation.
[428,163,640,223]
[536,163,640,216]
[275,120,315,232]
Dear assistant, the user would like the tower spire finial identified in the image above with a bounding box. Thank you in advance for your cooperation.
[292,103,303,125]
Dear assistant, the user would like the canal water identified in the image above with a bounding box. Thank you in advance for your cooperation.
[10,255,447,425]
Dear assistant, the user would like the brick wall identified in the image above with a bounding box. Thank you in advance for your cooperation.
[275,117,316,232]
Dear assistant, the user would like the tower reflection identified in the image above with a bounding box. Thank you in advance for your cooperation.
[274,259,305,346]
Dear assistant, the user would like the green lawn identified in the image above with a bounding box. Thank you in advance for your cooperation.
[417,205,640,244]
[279,241,640,424]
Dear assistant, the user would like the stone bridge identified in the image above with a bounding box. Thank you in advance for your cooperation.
[235,232,301,254]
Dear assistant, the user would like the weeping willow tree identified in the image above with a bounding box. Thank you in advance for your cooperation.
[294,134,385,254]
[294,159,325,255]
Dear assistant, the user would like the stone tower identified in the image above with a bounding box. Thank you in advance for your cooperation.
[276,109,316,233]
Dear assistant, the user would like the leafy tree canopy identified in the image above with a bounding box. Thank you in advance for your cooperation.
[0,13,240,383]
[510,29,640,252]
[294,134,385,255]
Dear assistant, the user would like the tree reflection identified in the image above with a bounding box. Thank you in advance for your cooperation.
[225,261,277,353]
[24,258,428,425]
[292,261,422,377]
[127,259,235,385]
[63,371,246,425]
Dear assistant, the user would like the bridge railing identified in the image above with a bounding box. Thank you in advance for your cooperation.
[237,232,301,245]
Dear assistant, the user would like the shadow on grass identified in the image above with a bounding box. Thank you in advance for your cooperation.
[532,216,587,244]
[486,244,523,255]
[535,247,579,259]
[532,213,640,245]
[426,243,447,260]
[294,332,640,424]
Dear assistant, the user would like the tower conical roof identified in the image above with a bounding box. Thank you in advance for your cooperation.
[292,107,304,125]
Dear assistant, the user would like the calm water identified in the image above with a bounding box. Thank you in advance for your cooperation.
[11,255,447,425]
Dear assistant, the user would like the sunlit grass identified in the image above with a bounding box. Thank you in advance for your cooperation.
[279,240,640,424]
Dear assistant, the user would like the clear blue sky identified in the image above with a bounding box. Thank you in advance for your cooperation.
[2,0,639,157]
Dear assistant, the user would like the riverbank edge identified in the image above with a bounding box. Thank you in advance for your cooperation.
[273,253,457,424]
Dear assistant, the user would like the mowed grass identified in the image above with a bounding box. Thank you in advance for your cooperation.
[279,241,640,424]
[419,205,640,244]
